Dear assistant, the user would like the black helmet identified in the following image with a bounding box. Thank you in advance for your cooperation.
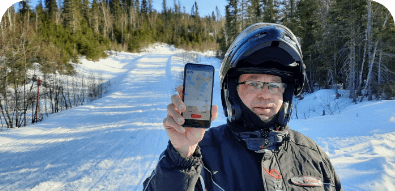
[220,23,307,128]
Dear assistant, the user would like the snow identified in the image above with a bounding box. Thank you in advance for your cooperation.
[0,43,394,190]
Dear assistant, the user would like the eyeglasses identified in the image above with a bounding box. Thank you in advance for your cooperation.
[237,81,287,94]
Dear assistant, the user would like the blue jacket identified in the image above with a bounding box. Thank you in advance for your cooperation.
[143,124,342,191]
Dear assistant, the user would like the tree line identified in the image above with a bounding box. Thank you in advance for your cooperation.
[221,0,395,101]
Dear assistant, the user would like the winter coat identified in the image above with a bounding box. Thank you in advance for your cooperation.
[143,124,343,191]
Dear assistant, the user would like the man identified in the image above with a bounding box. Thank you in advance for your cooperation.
[143,23,342,191]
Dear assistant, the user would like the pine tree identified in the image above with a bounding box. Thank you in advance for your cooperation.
[81,0,91,25]
[191,3,195,17]
[45,0,58,21]
[148,0,153,13]
[280,0,298,31]
[247,0,261,26]
[110,0,123,20]
[212,11,216,21]
[63,0,79,33]
[35,0,45,31]
[262,0,280,23]
[225,0,239,46]
[91,0,100,33]
[324,0,367,99]
[162,0,167,14]
[295,0,324,91]
[194,1,199,18]
[141,0,148,14]
[19,0,32,16]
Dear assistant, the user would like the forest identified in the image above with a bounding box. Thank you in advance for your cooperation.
[0,0,394,129]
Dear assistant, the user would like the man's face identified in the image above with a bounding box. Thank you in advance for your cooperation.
[237,74,284,121]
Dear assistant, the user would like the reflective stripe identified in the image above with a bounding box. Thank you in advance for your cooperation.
[199,175,206,190]
[202,161,225,191]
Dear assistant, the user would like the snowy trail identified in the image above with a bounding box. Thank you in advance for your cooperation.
[0,51,180,190]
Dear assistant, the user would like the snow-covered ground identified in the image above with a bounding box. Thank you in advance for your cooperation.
[0,43,394,190]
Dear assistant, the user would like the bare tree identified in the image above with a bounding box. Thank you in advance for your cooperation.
[363,1,389,100]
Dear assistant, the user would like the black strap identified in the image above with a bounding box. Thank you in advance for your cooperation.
[232,129,289,153]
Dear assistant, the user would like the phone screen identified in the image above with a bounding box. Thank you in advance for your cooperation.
[182,63,214,128]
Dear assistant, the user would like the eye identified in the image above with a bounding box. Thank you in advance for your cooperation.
[247,81,260,87]
[268,83,280,89]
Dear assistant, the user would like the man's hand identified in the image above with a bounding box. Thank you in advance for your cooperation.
[163,85,218,158]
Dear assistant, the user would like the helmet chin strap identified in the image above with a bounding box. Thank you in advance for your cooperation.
[231,128,289,153]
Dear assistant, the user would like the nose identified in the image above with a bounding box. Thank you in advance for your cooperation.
[256,85,272,99]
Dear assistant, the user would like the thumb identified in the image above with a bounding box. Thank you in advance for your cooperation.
[211,105,218,122]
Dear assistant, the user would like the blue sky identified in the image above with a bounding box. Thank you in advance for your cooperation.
[7,0,228,18]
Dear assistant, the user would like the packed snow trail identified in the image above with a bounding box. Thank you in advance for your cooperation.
[0,50,198,190]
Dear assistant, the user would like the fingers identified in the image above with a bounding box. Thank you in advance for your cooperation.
[163,116,185,133]
[171,94,186,113]
[176,85,183,100]
[165,86,186,134]
[167,103,184,125]
[211,105,219,122]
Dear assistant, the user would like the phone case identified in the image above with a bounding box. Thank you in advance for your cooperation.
[182,63,215,128]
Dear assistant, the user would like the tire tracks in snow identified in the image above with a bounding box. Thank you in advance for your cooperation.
[95,55,174,190]
[58,54,173,190]
[132,55,174,190]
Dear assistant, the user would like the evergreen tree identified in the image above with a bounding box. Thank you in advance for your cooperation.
[262,0,280,23]
[63,0,79,33]
[148,0,153,13]
[91,0,100,33]
[295,0,324,91]
[19,0,32,16]
[110,0,123,20]
[239,0,248,30]
[212,11,216,22]
[225,0,239,47]
[280,0,298,31]
[34,0,45,31]
[45,0,58,20]
[191,3,195,16]
[248,0,261,25]
[174,0,179,14]
[216,6,221,21]
[141,0,148,14]
[162,0,167,14]
[81,0,91,25]
[194,1,199,18]
[324,0,367,99]
[110,0,124,42]
[135,0,140,15]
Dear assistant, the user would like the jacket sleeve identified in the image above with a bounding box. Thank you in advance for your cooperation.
[316,144,343,191]
[323,155,343,191]
[142,141,203,191]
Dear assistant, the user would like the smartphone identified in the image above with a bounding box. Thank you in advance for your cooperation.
[182,63,215,128]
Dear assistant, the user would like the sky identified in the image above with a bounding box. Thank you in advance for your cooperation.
[3,0,228,18]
